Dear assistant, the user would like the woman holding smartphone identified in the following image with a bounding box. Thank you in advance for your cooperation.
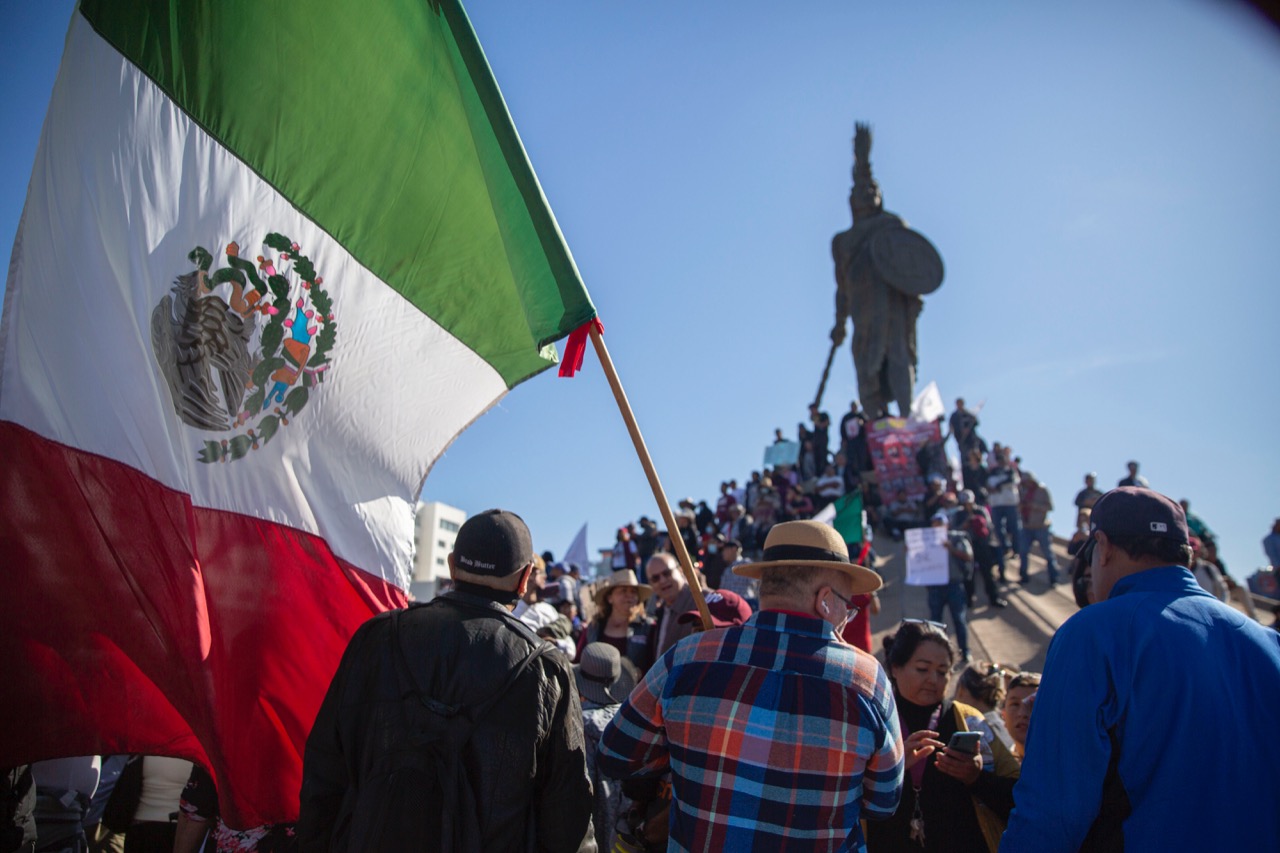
[865,620,1016,853]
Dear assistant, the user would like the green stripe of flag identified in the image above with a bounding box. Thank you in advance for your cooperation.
[833,491,864,545]
[79,0,595,388]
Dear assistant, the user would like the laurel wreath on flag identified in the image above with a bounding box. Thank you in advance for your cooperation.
[197,233,337,463]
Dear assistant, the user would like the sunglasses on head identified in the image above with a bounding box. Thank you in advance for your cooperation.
[902,618,948,631]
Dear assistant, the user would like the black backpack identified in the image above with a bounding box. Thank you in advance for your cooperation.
[335,604,550,853]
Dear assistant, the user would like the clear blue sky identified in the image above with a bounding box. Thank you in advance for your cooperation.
[3,1,1278,580]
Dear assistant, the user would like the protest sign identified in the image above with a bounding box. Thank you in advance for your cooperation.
[905,526,949,586]
[764,440,800,468]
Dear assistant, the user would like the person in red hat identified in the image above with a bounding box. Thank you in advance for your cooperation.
[675,588,753,631]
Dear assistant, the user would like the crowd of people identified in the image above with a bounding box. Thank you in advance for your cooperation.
[5,755,292,853]
[8,396,1280,853]
[505,395,1277,850]
[543,396,1255,667]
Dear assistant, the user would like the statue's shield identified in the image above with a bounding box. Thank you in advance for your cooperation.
[870,227,944,295]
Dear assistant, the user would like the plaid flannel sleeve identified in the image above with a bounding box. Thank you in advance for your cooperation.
[596,650,671,781]
[860,663,905,819]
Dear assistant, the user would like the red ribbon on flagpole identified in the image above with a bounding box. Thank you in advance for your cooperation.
[558,317,604,378]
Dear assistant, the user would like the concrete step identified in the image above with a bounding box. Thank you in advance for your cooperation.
[867,535,1077,674]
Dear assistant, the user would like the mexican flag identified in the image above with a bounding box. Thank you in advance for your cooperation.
[832,491,866,549]
[0,0,594,829]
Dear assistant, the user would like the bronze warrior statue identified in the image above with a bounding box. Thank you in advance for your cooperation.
[830,123,943,420]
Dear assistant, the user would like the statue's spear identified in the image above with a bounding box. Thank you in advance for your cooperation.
[814,338,839,409]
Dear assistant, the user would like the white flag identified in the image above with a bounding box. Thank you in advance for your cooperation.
[910,380,946,424]
[563,523,589,575]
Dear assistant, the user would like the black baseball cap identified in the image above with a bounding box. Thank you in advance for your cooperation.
[1090,487,1188,545]
[452,509,534,577]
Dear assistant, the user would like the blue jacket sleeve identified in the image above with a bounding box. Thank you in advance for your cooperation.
[1000,612,1120,852]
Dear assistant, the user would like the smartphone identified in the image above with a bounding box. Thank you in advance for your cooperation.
[945,731,983,755]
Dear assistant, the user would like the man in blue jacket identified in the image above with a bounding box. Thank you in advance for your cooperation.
[1001,487,1280,851]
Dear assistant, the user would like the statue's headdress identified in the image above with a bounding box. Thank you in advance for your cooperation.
[851,122,881,215]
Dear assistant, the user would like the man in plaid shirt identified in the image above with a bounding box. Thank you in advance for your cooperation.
[598,520,904,852]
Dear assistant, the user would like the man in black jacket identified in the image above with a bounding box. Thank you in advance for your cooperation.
[297,509,595,853]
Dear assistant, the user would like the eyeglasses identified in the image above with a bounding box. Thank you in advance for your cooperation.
[649,569,675,581]
[902,618,948,631]
[825,589,861,620]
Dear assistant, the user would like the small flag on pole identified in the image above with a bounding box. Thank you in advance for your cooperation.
[563,522,590,576]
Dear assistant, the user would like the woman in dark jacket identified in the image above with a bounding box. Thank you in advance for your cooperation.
[575,569,655,674]
[866,620,1015,853]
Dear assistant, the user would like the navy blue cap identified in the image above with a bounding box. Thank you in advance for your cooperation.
[1090,487,1188,545]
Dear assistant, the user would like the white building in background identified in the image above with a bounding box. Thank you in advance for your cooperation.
[411,501,466,601]
[595,548,614,581]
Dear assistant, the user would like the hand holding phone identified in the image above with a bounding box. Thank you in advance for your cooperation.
[935,731,983,785]
[944,731,982,756]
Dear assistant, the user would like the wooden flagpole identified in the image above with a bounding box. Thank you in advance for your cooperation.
[588,324,714,631]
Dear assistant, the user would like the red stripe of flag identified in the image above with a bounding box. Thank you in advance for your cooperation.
[0,421,405,828]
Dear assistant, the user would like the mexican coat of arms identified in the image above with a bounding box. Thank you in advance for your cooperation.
[150,234,337,463]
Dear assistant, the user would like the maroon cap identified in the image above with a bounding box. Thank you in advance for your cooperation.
[1090,487,1189,546]
[678,589,753,628]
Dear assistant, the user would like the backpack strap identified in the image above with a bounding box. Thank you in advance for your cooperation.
[387,609,423,704]
[471,641,551,720]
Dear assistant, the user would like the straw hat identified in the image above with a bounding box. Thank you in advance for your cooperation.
[575,642,639,706]
[592,568,653,609]
[732,519,881,594]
